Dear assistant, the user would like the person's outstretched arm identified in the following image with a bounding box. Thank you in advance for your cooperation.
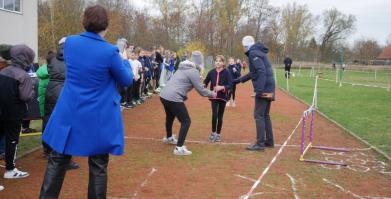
[189,69,214,97]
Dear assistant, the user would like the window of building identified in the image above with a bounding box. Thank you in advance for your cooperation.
[1,0,21,13]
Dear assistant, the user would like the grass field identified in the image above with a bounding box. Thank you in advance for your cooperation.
[275,68,391,158]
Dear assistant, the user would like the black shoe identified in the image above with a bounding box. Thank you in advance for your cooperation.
[265,143,274,148]
[246,144,265,151]
[66,162,80,170]
[21,128,37,134]
[124,103,134,109]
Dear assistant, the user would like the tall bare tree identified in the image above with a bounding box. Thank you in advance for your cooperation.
[280,3,314,59]
[353,38,382,64]
[319,8,356,61]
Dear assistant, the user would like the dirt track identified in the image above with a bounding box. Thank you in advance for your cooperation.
[1,82,390,198]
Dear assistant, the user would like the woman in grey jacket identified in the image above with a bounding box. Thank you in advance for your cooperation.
[160,51,216,156]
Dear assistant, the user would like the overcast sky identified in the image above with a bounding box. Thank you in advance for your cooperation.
[131,0,391,46]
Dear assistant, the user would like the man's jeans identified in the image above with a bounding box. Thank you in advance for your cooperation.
[254,97,274,146]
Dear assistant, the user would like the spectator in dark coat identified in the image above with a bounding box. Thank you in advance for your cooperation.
[0,44,35,178]
[43,38,80,170]
[284,56,292,78]
[154,47,164,91]
[227,57,240,107]
[233,36,275,151]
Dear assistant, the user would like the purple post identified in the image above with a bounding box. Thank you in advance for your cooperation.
[309,110,314,142]
[312,146,349,152]
[300,115,307,155]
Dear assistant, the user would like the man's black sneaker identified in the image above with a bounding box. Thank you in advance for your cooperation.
[246,144,265,151]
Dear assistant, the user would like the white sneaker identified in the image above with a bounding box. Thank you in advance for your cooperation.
[226,101,231,107]
[0,185,4,191]
[4,168,29,179]
[173,146,192,156]
[163,135,178,145]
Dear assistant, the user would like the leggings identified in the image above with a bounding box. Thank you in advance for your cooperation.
[211,100,226,134]
[160,97,191,147]
[229,84,237,101]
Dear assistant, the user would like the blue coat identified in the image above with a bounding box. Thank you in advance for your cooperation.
[238,42,275,99]
[42,32,133,156]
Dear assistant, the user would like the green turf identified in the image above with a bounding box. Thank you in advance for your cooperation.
[275,68,391,157]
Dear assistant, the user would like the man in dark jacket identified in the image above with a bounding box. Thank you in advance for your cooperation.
[43,38,79,170]
[0,44,35,178]
[284,56,292,78]
[233,36,275,151]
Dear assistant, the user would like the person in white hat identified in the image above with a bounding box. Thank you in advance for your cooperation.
[233,35,276,151]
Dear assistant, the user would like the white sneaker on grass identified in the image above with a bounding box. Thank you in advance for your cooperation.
[163,135,178,145]
[4,168,29,179]
[173,146,192,156]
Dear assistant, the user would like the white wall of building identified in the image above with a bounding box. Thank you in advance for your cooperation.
[0,0,38,60]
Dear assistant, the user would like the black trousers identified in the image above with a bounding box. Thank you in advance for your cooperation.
[0,119,22,170]
[254,97,274,146]
[143,77,151,95]
[160,97,191,147]
[118,86,127,104]
[229,84,237,101]
[154,68,161,89]
[211,100,226,134]
[132,79,141,100]
[39,151,109,199]
[22,119,30,129]
[284,65,291,78]
[126,84,134,103]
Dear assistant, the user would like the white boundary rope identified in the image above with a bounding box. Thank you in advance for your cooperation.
[240,118,302,199]
[319,77,390,90]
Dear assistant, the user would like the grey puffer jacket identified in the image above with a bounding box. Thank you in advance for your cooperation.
[160,60,214,102]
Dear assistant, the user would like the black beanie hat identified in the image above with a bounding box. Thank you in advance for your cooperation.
[0,44,12,60]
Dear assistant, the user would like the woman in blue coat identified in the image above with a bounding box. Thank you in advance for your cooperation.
[39,5,133,199]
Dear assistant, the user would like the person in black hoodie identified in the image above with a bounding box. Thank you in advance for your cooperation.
[154,46,164,92]
[233,36,275,151]
[0,44,35,178]
[204,55,232,143]
[284,56,292,78]
[43,37,79,170]
[227,57,240,107]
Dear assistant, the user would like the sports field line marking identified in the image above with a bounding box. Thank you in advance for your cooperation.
[240,118,303,199]
[131,168,157,199]
[124,136,370,151]
[245,191,285,198]
[287,173,300,199]
[234,174,287,191]
[322,178,391,199]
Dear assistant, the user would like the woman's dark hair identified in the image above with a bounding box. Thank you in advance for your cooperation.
[82,5,109,33]
[46,50,56,65]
